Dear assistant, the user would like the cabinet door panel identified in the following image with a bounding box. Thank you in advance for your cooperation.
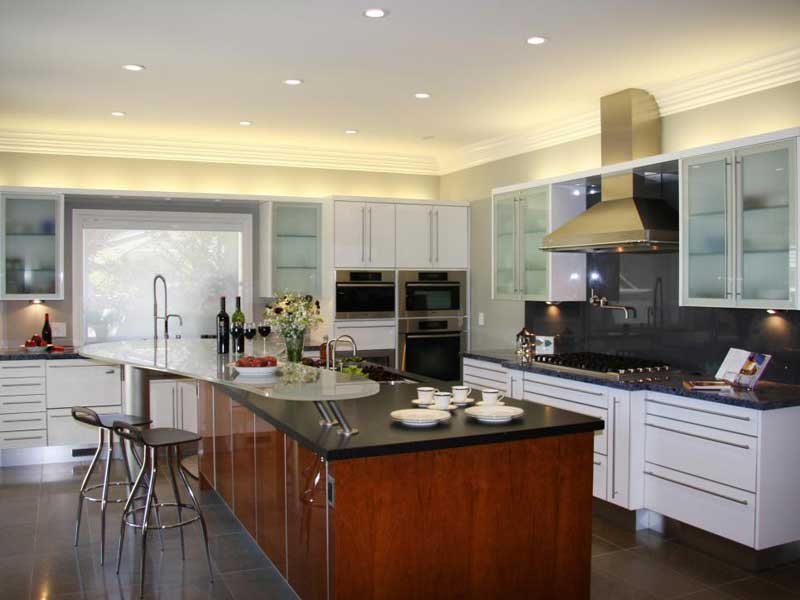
[493,193,518,298]
[395,204,431,268]
[736,140,797,307]
[272,203,321,297]
[177,381,198,433]
[255,416,287,575]
[198,382,214,488]
[150,381,176,429]
[334,202,365,268]
[46,362,122,408]
[213,388,234,507]
[435,205,469,269]
[365,202,395,268]
[232,402,256,536]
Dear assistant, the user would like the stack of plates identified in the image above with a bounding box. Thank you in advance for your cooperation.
[465,405,523,424]
[391,408,451,428]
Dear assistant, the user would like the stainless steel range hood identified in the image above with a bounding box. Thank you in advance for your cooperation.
[541,89,679,253]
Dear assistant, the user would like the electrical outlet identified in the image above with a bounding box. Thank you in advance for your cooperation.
[478,312,485,326]
[51,322,67,338]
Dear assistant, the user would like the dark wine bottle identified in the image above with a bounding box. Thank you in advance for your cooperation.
[231,296,245,354]
[216,297,230,354]
[41,313,53,344]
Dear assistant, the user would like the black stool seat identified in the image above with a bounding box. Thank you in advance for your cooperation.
[141,428,201,447]
[97,413,152,429]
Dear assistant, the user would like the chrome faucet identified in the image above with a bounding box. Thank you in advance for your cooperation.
[153,274,183,339]
[589,288,637,320]
[326,335,358,370]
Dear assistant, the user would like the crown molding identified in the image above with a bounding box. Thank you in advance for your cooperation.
[440,46,800,174]
[0,130,441,176]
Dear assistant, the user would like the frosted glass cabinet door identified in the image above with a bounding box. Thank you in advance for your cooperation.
[681,153,732,306]
[272,203,321,297]
[736,139,797,307]
[519,186,549,299]
[493,193,517,298]
[1,193,63,299]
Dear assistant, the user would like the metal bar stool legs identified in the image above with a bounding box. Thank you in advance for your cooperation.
[74,426,105,549]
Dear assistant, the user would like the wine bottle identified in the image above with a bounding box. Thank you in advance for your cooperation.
[41,313,53,344]
[216,297,230,354]
[231,296,245,354]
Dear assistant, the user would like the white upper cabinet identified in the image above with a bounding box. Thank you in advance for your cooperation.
[0,192,64,300]
[492,184,585,301]
[681,137,798,309]
[396,203,469,269]
[334,200,395,269]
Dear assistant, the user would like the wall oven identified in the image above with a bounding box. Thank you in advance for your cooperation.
[335,271,395,320]
[399,317,466,382]
[398,271,467,318]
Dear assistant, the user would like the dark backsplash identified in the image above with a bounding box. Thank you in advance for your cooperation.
[525,253,800,384]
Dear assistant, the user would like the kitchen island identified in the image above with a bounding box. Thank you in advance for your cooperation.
[81,339,604,600]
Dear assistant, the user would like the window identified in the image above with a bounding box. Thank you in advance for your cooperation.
[73,210,252,345]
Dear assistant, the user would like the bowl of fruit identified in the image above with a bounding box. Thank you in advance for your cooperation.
[22,335,49,354]
[232,356,279,378]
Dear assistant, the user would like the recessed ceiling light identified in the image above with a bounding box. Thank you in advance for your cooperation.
[344,129,359,135]
[526,36,548,45]
[110,111,126,117]
[239,120,253,126]
[414,92,431,99]
[122,64,146,72]
[284,78,303,86]
[363,8,388,18]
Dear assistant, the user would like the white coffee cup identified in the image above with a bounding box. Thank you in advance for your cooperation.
[452,385,472,402]
[481,389,505,405]
[432,391,452,409]
[417,387,438,403]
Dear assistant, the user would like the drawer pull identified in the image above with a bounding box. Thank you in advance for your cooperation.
[645,471,749,506]
[525,389,607,415]
[1,383,40,388]
[2,418,42,423]
[3,435,44,441]
[593,460,602,466]
[105,370,116,374]
[646,399,751,422]
[647,423,750,449]
[1,365,41,370]
[49,414,75,419]
[2,400,41,405]
[526,378,605,397]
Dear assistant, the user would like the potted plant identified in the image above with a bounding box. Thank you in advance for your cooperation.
[263,293,322,363]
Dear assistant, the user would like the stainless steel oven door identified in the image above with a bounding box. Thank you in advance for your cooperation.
[398,271,467,318]
[398,318,465,381]
[335,270,396,319]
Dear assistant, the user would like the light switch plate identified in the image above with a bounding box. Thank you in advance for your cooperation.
[478,312,485,326]
[51,322,67,338]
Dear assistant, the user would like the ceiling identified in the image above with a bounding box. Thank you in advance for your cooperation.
[1,0,799,174]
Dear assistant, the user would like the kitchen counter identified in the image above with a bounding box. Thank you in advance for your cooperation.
[465,349,800,410]
[0,348,82,360]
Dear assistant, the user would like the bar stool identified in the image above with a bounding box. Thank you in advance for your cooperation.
[71,406,158,564]
[113,420,213,593]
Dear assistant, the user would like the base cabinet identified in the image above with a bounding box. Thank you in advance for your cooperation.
[149,379,198,433]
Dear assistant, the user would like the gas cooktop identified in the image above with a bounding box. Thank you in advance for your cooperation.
[528,352,671,383]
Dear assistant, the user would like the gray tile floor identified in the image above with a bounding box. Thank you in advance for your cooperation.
[1,460,799,599]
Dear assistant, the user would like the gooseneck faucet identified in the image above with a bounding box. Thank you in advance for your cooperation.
[589,288,637,320]
[326,335,358,370]
[153,274,183,340]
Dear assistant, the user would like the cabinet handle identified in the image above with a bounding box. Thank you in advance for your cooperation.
[646,422,750,449]
[3,435,43,442]
[361,205,366,264]
[105,370,115,374]
[434,209,439,263]
[1,366,41,370]
[611,398,618,497]
[645,471,748,506]
[593,460,602,466]
[49,414,74,419]
[368,206,373,263]
[428,209,433,264]
[1,383,40,388]
[2,418,42,423]
[2,400,41,405]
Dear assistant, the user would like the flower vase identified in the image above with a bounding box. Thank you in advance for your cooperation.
[283,329,306,363]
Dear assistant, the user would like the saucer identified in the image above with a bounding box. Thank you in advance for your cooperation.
[391,408,450,428]
[476,400,505,406]
[465,405,523,424]
[412,398,435,406]
[452,397,475,406]
[426,403,457,411]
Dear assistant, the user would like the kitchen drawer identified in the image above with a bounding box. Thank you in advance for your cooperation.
[0,362,45,378]
[0,430,47,449]
[0,395,46,414]
[463,365,508,386]
[0,412,46,432]
[46,361,121,409]
[644,392,758,436]
[644,463,755,547]
[523,389,607,455]
[333,322,396,350]
[463,358,508,378]
[463,375,507,394]
[523,373,608,410]
[645,414,757,492]
[47,405,121,446]
[0,378,45,397]
[593,453,607,500]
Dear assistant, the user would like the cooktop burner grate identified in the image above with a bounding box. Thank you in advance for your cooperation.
[529,352,671,382]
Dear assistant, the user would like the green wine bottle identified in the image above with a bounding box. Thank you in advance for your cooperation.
[231,296,245,353]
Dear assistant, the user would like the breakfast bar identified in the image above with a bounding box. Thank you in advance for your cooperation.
[81,339,604,600]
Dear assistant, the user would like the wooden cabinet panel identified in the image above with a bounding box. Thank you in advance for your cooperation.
[198,382,214,489]
[213,387,234,507]
[232,401,257,536]
[285,437,328,600]
[255,416,287,575]
[330,433,593,600]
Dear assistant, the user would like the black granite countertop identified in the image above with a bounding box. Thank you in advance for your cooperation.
[464,350,800,411]
[222,381,604,461]
[0,348,83,360]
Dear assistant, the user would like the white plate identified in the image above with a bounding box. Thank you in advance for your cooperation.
[476,400,505,406]
[452,397,475,406]
[233,365,278,377]
[23,346,48,354]
[391,408,450,428]
[465,405,524,424]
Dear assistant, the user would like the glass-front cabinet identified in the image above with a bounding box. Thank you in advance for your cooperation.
[270,202,321,297]
[0,192,64,300]
[492,184,585,302]
[681,138,797,309]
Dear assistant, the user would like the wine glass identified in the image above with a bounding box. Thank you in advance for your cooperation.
[258,320,272,354]
[244,322,257,353]
[231,322,244,355]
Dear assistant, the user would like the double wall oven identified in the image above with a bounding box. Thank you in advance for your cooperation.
[398,271,467,381]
